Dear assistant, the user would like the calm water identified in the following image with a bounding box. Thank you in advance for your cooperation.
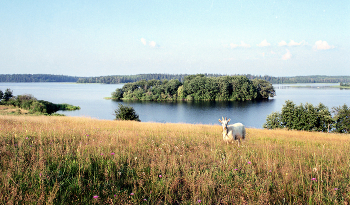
[1,83,349,128]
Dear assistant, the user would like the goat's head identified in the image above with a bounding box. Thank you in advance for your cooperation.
[218,116,231,133]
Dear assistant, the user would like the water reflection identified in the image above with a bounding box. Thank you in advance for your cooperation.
[1,82,349,128]
[115,99,275,128]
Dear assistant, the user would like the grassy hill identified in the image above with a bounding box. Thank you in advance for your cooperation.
[1,115,349,204]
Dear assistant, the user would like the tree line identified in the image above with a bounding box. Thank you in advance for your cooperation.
[0,74,79,82]
[2,74,350,84]
[258,75,350,84]
[264,100,350,133]
[78,74,350,84]
[111,74,275,101]
[76,73,225,84]
[340,82,350,87]
[0,88,80,115]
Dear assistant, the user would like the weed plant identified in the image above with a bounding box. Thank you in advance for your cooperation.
[1,115,350,204]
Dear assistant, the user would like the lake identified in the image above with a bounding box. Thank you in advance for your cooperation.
[1,83,349,128]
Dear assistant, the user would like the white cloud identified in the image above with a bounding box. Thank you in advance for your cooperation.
[278,40,287,46]
[149,41,157,47]
[288,40,306,46]
[257,39,271,47]
[240,41,251,48]
[230,41,251,48]
[314,40,334,50]
[288,40,301,46]
[141,38,147,45]
[230,43,239,48]
[141,38,159,48]
[282,49,292,60]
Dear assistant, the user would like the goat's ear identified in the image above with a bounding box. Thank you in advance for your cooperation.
[218,119,222,123]
[228,118,231,122]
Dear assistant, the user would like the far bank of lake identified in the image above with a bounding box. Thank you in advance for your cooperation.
[1,83,349,128]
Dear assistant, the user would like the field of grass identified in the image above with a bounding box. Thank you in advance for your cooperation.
[0,105,29,115]
[1,115,350,204]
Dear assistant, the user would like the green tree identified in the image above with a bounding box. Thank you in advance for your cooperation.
[252,79,276,99]
[3,88,13,101]
[164,79,182,96]
[316,103,333,132]
[332,104,350,133]
[281,100,296,129]
[111,88,124,100]
[0,89,3,101]
[263,111,282,129]
[266,101,333,132]
[216,76,231,100]
[177,85,185,100]
[115,104,140,121]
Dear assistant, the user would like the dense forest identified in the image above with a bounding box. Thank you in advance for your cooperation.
[0,74,80,82]
[111,74,275,101]
[264,100,350,133]
[257,75,350,84]
[2,74,350,84]
[78,74,350,84]
[76,74,221,84]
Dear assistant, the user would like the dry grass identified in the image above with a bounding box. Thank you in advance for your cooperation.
[0,105,29,115]
[1,115,350,204]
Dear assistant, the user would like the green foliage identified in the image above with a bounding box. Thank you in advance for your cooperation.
[332,104,350,133]
[252,79,276,98]
[112,74,275,102]
[115,104,140,121]
[0,89,3,100]
[0,91,79,115]
[263,112,283,129]
[265,100,334,132]
[78,74,350,84]
[111,88,124,100]
[77,74,190,84]
[57,103,81,111]
[340,82,350,87]
[3,88,13,101]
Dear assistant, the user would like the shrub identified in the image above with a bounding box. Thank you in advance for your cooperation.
[114,104,140,121]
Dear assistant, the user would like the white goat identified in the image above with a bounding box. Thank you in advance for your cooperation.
[218,117,246,146]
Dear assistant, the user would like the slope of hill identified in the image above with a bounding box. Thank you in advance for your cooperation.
[1,115,349,204]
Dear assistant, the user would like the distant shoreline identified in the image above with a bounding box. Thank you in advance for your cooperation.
[1,73,350,84]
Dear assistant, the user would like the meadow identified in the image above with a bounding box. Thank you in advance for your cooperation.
[1,115,350,204]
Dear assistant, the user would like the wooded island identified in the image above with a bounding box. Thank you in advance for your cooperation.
[111,74,275,101]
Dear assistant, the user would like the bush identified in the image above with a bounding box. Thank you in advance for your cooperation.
[114,104,140,121]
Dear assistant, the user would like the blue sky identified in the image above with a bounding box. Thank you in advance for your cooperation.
[0,0,349,77]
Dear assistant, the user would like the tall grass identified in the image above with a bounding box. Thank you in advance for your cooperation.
[1,115,350,204]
